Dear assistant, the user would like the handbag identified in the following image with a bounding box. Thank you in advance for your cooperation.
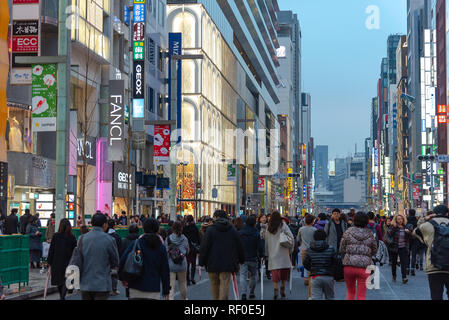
[42,242,50,259]
[119,239,144,281]
[279,224,294,249]
[67,235,84,274]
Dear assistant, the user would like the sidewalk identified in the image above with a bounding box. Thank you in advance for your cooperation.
[4,267,58,300]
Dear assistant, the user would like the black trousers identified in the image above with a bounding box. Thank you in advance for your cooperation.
[187,259,196,282]
[391,247,409,279]
[57,284,67,300]
[428,273,449,300]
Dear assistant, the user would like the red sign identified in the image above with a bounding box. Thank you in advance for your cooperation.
[13,0,39,3]
[133,22,145,41]
[258,177,265,192]
[438,105,447,114]
[439,115,447,124]
[153,125,170,165]
[412,184,420,200]
[12,35,38,52]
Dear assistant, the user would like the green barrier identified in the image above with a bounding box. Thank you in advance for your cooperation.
[0,235,29,288]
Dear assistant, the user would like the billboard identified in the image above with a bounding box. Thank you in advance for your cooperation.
[169,33,182,143]
[108,80,125,161]
[31,64,57,131]
[153,125,170,165]
[329,160,335,176]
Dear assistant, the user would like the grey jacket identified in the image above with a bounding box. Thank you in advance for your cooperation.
[297,226,317,251]
[79,227,119,292]
[165,233,189,273]
[324,219,347,250]
[265,222,293,271]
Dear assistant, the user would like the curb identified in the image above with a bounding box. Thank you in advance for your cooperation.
[6,286,58,300]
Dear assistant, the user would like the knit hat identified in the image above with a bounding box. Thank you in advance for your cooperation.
[433,205,449,216]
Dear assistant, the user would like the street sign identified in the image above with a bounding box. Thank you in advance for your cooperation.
[212,188,218,198]
[437,155,449,163]
[273,173,287,180]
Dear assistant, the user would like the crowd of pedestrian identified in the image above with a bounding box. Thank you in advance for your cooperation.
[1,204,448,301]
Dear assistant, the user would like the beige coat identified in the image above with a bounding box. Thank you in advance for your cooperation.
[265,222,293,271]
[414,216,449,275]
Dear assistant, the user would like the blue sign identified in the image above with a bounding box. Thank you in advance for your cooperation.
[169,33,182,144]
[124,5,130,25]
[133,99,145,118]
[133,4,145,23]
[303,185,307,198]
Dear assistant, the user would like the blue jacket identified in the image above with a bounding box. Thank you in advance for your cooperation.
[120,235,170,295]
[239,225,263,262]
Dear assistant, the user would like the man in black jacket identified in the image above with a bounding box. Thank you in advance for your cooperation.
[107,219,122,296]
[183,215,201,285]
[5,209,19,235]
[238,215,263,300]
[199,210,245,300]
[19,209,31,234]
[303,229,337,300]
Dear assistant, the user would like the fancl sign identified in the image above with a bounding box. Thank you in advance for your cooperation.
[108,80,125,161]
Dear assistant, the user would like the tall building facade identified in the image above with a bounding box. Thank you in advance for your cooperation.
[314,145,328,191]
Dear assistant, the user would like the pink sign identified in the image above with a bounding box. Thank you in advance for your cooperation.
[13,0,39,3]
[258,177,265,192]
[154,125,170,165]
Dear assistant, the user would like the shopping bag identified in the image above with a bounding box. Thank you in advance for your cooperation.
[232,273,239,300]
[42,242,50,259]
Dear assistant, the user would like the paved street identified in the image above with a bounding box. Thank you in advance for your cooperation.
[35,264,431,300]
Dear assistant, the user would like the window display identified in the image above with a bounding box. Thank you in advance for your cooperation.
[6,106,33,153]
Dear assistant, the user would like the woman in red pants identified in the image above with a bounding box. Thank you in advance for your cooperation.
[339,212,377,300]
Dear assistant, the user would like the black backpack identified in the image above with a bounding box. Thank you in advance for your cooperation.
[429,219,449,271]
[167,237,184,265]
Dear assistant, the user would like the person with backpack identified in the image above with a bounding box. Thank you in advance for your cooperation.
[303,229,337,300]
[387,214,412,284]
[199,210,245,300]
[119,218,170,300]
[414,205,449,300]
[165,221,189,300]
[238,215,264,300]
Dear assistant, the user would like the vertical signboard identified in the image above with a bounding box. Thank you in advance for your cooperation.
[227,164,236,182]
[169,33,182,143]
[11,0,40,85]
[288,168,293,196]
[108,80,125,162]
[31,64,57,131]
[153,125,170,165]
[0,0,9,163]
[258,177,265,192]
[132,0,145,121]
[132,60,145,118]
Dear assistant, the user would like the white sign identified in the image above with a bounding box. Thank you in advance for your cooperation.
[10,68,32,84]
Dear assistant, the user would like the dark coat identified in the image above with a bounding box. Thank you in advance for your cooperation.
[183,222,201,250]
[119,236,170,295]
[5,214,19,235]
[47,233,77,286]
[109,231,123,256]
[199,218,245,273]
[238,225,263,262]
[19,213,31,234]
[26,223,42,251]
[303,240,337,276]
[387,226,412,253]
[121,233,139,254]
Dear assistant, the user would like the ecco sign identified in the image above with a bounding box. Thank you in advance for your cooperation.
[133,60,144,99]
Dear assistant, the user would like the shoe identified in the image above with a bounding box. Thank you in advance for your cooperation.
[402,278,408,284]
[392,275,396,282]
[110,291,120,296]
[280,287,286,299]
[191,280,196,285]
[411,269,415,276]
[273,289,278,300]
[241,294,247,300]
[249,293,256,299]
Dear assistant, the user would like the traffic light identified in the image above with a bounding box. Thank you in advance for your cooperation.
[417,155,436,161]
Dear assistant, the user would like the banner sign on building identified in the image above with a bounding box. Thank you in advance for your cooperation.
[133,22,145,41]
[0,162,7,201]
[258,177,265,192]
[227,164,236,182]
[11,0,40,85]
[153,125,170,165]
[132,60,144,99]
[288,168,293,194]
[133,3,145,22]
[169,33,182,143]
[113,162,136,199]
[77,136,97,166]
[108,80,125,162]
[413,184,420,200]
[31,64,57,131]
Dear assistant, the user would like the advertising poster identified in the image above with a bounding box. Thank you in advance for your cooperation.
[258,177,265,192]
[154,125,170,165]
[227,164,236,181]
[31,64,57,131]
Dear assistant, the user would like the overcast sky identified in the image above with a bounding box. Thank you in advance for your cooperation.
[277,0,407,160]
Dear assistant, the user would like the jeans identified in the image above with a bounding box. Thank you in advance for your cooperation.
[344,266,369,300]
[391,247,409,279]
[428,273,449,300]
[169,271,187,300]
[240,261,257,296]
[81,291,110,300]
[310,276,335,300]
[209,272,231,300]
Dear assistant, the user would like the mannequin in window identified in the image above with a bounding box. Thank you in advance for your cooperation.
[8,117,24,152]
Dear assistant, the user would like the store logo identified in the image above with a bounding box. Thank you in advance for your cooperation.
[32,156,47,170]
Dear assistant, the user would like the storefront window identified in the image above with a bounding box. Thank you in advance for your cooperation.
[6,105,33,153]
